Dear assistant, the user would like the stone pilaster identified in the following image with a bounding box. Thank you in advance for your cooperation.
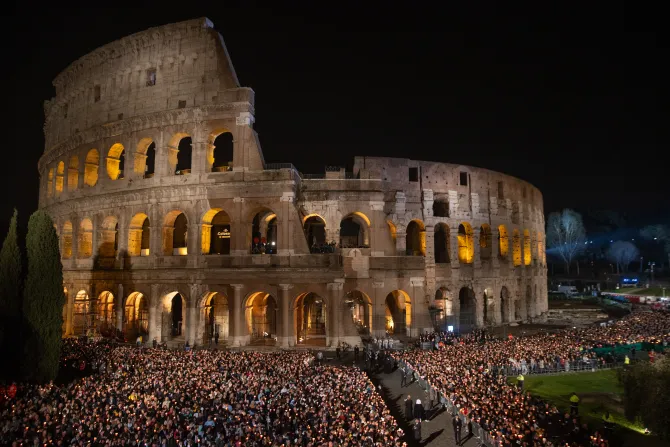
[371,281,385,338]
[410,277,429,336]
[369,201,385,257]
[277,284,293,347]
[231,197,246,255]
[116,283,124,332]
[278,192,295,256]
[229,284,246,346]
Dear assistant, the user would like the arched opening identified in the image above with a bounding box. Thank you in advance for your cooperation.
[251,209,277,254]
[170,293,184,337]
[97,291,115,334]
[84,149,99,186]
[47,169,54,197]
[77,218,93,258]
[339,213,370,248]
[304,215,327,252]
[163,211,188,255]
[406,220,426,256]
[73,290,94,335]
[106,143,125,180]
[295,292,327,345]
[433,288,452,330]
[523,229,532,265]
[67,156,79,190]
[512,229,521,266]
[498,225,509,259]
[128,213,150,256]
[434,223,450,263]
[500,287,510,324]
[458,222,475,264]
[458,287,476,333]
[55,161,65,195]
[537,232,544,265]
[202,292,229,344]
[125,292,149,339]
[432,200,450,217]
[345,290,372,335]
[62,221,73,259]
[245,292,277,345]
[211,131,234,172]
[387,221,397,252]
[135,138,156,179]
[385,290,411,336]
[480,224,492,260]
[99,217,119,258]
[201,209,231,255]
[175,136,192,175]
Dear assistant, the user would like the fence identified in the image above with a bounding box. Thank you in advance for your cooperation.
[501,360,624,376]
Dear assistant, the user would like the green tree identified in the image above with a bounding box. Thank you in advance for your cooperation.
[22,210,64,383]
[0,209,23,378]
[619,356,670,439]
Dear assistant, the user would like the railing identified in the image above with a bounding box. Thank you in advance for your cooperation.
[501,360,625,376]
[265,163,297,171]
[301,173,325,179]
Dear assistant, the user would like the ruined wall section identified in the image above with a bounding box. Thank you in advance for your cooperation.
[43,18,241,152]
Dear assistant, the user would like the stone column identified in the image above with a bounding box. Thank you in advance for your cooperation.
[371,281,385,338]
[369,201,385,257]
[231,197,246,255]
[410,277,430,337]
[116,283,124,332]
[64,285,74,336]
[229,284,245,346]
[190,141,209,175]
[328,280,348,347]
[148,284,160,344]
[187,284,200,346]
[187,223,199,257]
[277,284,293,347]
[277,192,295,256]
[450,224,460,270]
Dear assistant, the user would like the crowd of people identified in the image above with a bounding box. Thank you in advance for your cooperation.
[1,344,406,446]
[394,310,670,446]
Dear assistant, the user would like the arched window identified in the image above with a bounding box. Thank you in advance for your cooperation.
[434,223,450,263]
[135,138,156,179]
[304,215,327,252]
[251,210,277,254]
[457,222,474,264]
[163,211,188,255]
[84,149,99,186]
[47,168,54,197]
[498,225,509,259]
[339,213,370,248]
[62,221,73,258]
[67,156,79,190]
[78,219,93,258]
[523,229,532,265]
[106,143,125,180]
[201,209,231,255]
[512,229,521,266]
[537,232,544,265]
[55,162,65,195]
[479,224,492,260]
[128,213,150,256]
[406,220,426,256]
[211,131,233,172]
[175,137,192,175]
[97,291,115,332]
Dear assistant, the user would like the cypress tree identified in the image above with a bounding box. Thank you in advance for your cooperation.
[22,210,64,383]
[0,209,22,378]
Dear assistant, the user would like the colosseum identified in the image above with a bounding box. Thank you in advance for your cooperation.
[38,18,548,348]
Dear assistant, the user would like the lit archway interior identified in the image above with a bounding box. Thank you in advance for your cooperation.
[125,292,149,339]
[174,135,192,175]
[498,225,509,258]
[339,212,369,248]
[62,221,73,259]
[434,287,452,330]
[73,290,93,335]
[128,213,150,256]
[201,209,231,255]
[458,287,476,333]
[161,292,185,338]
[346,290,372,334]
[480,224,492,260]
[304,215,326,250]
[245,292,277,343]
[202,292,229,344]
[84,149,99,186]
[457,222,474,264]
[295,292,326,344]
[512,229,522,266]
[251,209,277,254]
[523,229,532,265]
[99,216,119,258]
[210,130,234,172]
[163,210,188,255]
[385,290,411,335]
[406,220,426,256]
[106,143,125,180]
[97,291,115,332]
[78,218,93,258]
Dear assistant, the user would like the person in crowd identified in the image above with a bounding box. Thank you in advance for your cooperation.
[452,413,462,444]
[404,394,414,420]
[570,392,580,416]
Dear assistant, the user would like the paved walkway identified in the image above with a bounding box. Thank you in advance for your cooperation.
[328,351,477,447]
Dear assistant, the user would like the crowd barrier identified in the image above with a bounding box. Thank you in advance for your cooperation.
[503,360,624,376]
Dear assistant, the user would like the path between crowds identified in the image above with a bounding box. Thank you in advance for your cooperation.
[330,351,475,447]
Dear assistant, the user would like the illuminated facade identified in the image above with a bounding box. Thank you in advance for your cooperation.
[38,18,548,347]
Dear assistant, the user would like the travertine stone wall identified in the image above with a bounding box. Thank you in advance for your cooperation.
[40,18,548,348]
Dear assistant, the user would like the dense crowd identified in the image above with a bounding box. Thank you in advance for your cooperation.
[1,344,405,446]
[395,310,670,446]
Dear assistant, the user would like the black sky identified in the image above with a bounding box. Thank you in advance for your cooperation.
[3,2,663,235]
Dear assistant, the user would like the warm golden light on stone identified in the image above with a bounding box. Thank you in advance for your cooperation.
[523,229,532,265]
[498,225,509,258]
[512,229,522,267]
[62,220,73,258]
[78,218,93,258]
[84,149,99,186]
[106,143,125,180]
[458,222,474,264]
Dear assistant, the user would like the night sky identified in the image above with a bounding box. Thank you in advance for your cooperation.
[4,3,662,236]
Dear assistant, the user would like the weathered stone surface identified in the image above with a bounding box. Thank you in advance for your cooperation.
[41,18,547,347]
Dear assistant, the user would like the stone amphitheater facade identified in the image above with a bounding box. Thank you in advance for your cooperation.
[38,18,548,347]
